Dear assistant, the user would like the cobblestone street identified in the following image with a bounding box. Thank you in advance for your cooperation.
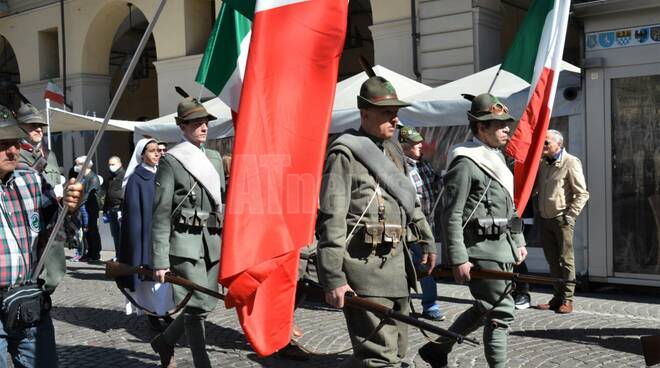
[51,250,659,367]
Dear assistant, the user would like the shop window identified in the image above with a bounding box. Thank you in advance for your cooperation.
[611,74,660,275]
[39,28,60,80]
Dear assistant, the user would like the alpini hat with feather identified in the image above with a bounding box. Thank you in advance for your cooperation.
[0,105,28,140]
[465,93,514,123]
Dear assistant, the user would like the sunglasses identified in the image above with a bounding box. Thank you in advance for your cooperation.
[475,102,510,117]
[489,102,509,115]
[157,149,167,153]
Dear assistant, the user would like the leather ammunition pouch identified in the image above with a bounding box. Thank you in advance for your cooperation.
[174,209,223,231]
[364,223,403,255]
[474,216,523,237]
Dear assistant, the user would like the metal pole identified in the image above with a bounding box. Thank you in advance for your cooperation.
[45,98,52,149]
[487,67,502,94]
[60,0,67,109]
[34,0,169,279]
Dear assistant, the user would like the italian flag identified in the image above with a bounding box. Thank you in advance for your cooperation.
[219,0,348,357]
[195,1,252,114]
[43,80,65,105]
[503,0,571,214]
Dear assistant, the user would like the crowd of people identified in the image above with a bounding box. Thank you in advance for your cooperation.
[0,71,589,368]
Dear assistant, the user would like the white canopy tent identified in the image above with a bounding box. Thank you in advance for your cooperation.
[45,107,135,132]
[330,61,582,133]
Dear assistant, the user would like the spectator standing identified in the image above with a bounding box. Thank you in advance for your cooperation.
[399,125,445,321]
[0,105,83,367]
[73,156,102,262]
[535,129,589,314]
[118,138,174,331]
[157,141,168,155]
[102,156,125,261]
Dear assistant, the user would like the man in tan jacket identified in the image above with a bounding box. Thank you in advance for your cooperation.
[535,130,589,314]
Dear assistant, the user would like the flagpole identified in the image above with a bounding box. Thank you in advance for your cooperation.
[487,66,502,94]
[45,98,52,149]
[34,0,169,279]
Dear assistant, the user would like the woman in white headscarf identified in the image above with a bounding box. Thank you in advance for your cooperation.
[117,138,174,331]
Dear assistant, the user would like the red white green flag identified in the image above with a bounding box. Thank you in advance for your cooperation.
[220,0,348,357]
[43,80,65,105]
[503,0,571,214]
[195,1,252,114]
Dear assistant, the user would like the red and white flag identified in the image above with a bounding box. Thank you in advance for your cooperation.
[220,0,348,356]
[44,80,65,105]
[503,0,571,214]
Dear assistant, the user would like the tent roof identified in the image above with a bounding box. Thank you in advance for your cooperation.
[333,65,430,110]
[409,60,580,101]
[331,61,582,132]
[46,108,134,132]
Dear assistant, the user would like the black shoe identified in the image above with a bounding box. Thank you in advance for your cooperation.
[79,255,101,263]
[276,340,311,361]
[150,334,177,368]
[514,293,531,310]
[419,342,448,368]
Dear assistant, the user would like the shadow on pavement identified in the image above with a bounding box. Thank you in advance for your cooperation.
[511,327,660,356]
[65,270,111,281]
[246,349,350,367]
[51,306,255,353]
[51,306,157,341]
[57,345,157,368]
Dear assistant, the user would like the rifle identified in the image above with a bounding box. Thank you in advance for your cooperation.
[105,261,224,301]
[641,335,660,366]
[106,263,477,345]
[419,266,577,286]
[298,279,479,345]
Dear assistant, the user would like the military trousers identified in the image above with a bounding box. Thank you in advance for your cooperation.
[341,296,409,368]
[430,259,514,368]
[539,216,576,300]
[161,307,211,368]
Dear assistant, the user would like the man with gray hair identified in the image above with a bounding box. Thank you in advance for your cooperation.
[16,103,63,192]
[535,129,589,314]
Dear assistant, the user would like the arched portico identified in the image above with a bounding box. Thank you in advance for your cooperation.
[0,35,21,110]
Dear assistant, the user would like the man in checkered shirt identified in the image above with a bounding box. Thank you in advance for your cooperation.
[399,125,445,321]
[0,105,83,367]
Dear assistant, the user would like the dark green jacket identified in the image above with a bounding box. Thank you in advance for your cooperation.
[19,146,62,189]
[442,156,525,265]
[317,132,434,298]
[151,149,224,270]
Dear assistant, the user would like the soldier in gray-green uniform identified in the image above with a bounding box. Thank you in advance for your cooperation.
[150,97,225,368]
[16,103,63,190]
[316,76,436,367]
[418,93,527,368]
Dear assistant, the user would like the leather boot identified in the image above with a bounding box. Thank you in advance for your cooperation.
[556,300,573,314]
[418,341,452,368]
[536,298,561,311]
[150,334,177,368]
